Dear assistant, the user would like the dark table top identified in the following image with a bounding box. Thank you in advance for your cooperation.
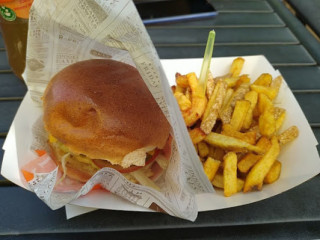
[1,0,320,239]
[287,0,320,38]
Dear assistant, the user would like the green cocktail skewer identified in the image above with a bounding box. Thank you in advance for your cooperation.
[198,30,216,96]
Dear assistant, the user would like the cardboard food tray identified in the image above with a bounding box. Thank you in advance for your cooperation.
[2,55,320,218]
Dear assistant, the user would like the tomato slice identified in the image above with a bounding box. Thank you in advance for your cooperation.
[93,149,160,173]
[35,149,47,157]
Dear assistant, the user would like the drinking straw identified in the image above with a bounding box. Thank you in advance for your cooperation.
[198,30,216,96]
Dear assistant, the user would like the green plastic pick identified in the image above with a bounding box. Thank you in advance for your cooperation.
[199,30,216,96]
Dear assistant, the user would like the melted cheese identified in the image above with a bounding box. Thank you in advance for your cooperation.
[49,134,57,144]
[121,148,146,168]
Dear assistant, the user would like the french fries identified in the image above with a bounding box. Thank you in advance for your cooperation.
[212,174,244,193]
[189,128,206,144]
[223,152,238,197]
[201,80,227,134]
[253,73,272,86]
[198,141,209,158]
[220,83,250,124]
[264,160,281,184]
[172,57,299,196]
[243,136,280,192]
[180,72,207,126]
[230,100,251,131]
[243,91,258,130]
[174,92,192,111]
[259,105,276,137]
[222,124,256,145]
[229,57,245,77]
[204,132,264,154]
[278,126,299,146]
[203,157,221,181]
[238,153,261,174]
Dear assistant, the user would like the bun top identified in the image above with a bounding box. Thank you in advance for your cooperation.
[43,59,171,166]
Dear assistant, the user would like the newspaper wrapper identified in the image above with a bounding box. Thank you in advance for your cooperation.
[6,0,215,221]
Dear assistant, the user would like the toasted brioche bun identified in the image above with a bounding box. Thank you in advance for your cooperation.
[43,59,171,169]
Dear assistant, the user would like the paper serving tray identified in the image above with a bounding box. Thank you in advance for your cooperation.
[2,55,320,218]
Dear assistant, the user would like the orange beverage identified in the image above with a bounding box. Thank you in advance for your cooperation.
[0,0,33,80]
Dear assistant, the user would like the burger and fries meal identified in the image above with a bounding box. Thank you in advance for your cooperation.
[172,57,299,197]
[22,56,299,199]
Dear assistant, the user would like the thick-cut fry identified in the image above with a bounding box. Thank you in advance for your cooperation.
[243,91,258,130]
[221,88,234,110]
[256,136,272,152]
[220,83,250,124]
[252,104,260,118]
[253,73,272,86]
[258,94,276,138]
[176,85,185,94]
[206,71,215,98]
[189,128,206,144]
[201,80,227,134]
[238,153,261,173]
[203,157,221,181]
[203,80,227,121]
[235,74,251,88]
[187,72,199,92]
[236,178,245,192]
[248,124,261,140]
[176,85,185,93]
[270,75,282,97]
[210,147,225,161]
[229,57,245,77]
[278,126,299,146]
[259,106,276,137]
[230,100,251,131]
[275,107,286,131]
[175,73,189,88]
[222,124,256,145]
[274,107,285,119]
[230,83,250,106]
[251,84,277,100]
[212,174,244,192]
[264,160,281,184]
[258,93,273,114]
[182,73,207,126]
[223,152,238,197]
[211,173,224,188]
[183,102,206,126]
[224,74,250,89]
[174,92,192,111]
[198,141,209,158]
[243,136,280,192]
[204,132,264,154]
[185,87,192,101]
[208,145,215,158]
[224,76,239,88]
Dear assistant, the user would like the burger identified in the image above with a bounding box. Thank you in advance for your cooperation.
[43,59,171,188]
